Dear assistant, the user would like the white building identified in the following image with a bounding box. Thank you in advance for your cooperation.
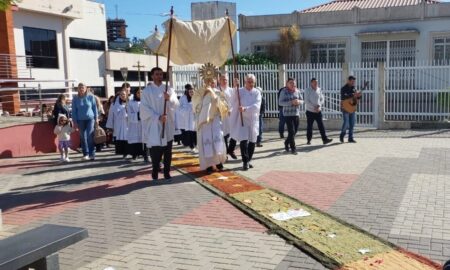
[4,0,165,99]
[10,0,108,95]
[239,0,450,64]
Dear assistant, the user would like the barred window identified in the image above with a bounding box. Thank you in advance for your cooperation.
[310,42,345,64]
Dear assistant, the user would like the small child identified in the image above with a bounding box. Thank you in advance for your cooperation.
[53,114,74,162]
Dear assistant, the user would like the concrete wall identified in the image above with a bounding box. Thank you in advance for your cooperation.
[105,51,168,97]
[13,9,67,89]
[12,0,108,91]
[239,3,450,62]
[65,0,107,88]
[240,18,450,63]
[17,0,83,19]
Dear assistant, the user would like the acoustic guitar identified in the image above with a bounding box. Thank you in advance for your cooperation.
[341,81,369,113]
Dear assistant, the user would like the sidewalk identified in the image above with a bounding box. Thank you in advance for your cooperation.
[1,130,450,269]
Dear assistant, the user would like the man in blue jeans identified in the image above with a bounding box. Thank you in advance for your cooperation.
[340,76,361,143]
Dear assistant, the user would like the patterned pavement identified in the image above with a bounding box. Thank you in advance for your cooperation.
[1,129,450,269]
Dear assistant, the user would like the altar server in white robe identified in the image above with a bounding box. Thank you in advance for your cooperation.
[218,74,237,160]
[126,89,148,162]
[193,78,228,174]
[179,84,197,152]
[141,67,179,180]
[229,74,262,171]
[106,89,129,158]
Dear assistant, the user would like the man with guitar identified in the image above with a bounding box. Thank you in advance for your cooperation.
[340,76,362,143]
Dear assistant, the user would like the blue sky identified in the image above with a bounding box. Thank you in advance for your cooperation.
[99,0,329,39]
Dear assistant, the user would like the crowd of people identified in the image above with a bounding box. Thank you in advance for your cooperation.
[51,67,362,181]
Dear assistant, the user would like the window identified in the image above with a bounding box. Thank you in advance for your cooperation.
[433,37,450,63]
[361,40,416,65]
[253,44,271,54]
[310,42,346,64]
[70,37,106,51]
[23,27,58,69]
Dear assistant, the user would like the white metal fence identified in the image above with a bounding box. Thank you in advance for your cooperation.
[172,61,450,127]
[385,61,450,121]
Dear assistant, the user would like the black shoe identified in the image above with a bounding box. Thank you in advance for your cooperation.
[307,141,311,145]
[249,163,254,169]
[151,170,158,180]
[323,138,333,145]
[256,143,263,147]
[291,150,298,155]
[348,139,357,143]
[339,135,344,143]
[164,173,172,180]
[243,163,249,171]
[280,133,284,139]
[284,142,289,152]
[206,167,214,174]
[217,163,224,171]
[228,151,238,160]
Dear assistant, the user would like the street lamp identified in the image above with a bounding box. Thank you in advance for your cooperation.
[120,67,128,83]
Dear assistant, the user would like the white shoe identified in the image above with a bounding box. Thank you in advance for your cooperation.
[82,155,90,161]
[59,157,65,162]
[191,148,198,154]
[64,157,70,162]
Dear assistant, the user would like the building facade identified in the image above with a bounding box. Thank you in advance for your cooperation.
[239,0,450,65]
[7,0,108,96]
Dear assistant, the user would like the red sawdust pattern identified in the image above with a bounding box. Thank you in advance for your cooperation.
[172,154,263,194]
[397,248,442,270]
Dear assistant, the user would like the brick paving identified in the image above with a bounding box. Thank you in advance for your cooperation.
[1,130,450,269]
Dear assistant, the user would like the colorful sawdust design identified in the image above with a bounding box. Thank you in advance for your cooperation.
[172,152,441,270]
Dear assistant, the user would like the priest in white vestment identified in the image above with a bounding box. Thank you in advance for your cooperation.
[193,76,228,173]
[229,74,262,171]
[141,67,179,180]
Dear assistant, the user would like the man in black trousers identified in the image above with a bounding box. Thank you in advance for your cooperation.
[304,78,332,145]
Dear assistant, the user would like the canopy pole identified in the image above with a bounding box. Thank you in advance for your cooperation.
[226,9,243,126]
[155,25,159,68]
[161,6,174,139]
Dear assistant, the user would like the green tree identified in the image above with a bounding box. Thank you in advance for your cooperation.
[0,0,19,11]
[126,37,147,54]
[226,53,279,65]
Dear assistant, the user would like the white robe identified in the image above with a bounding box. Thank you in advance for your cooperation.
[126,99,142,144]
[140,82,179,147]
[178,95,196,131]
[106,101,128,141]
[217,86,233,136]
[229,87,261,143]
[196,91,227,170]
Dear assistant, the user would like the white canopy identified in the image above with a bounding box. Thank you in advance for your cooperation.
[157,17,237,67]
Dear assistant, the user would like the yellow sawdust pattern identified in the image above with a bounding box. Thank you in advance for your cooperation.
[341,250,440,270]
[173,151,439,269]
[233,189,392,265]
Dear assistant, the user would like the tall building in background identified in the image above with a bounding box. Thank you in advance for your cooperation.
[191,1,237,54]
[106,18,127,43]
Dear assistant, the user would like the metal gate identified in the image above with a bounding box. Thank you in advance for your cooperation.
[349,62,379,127]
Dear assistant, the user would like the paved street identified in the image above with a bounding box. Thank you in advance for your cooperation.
[1,129,449,269]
